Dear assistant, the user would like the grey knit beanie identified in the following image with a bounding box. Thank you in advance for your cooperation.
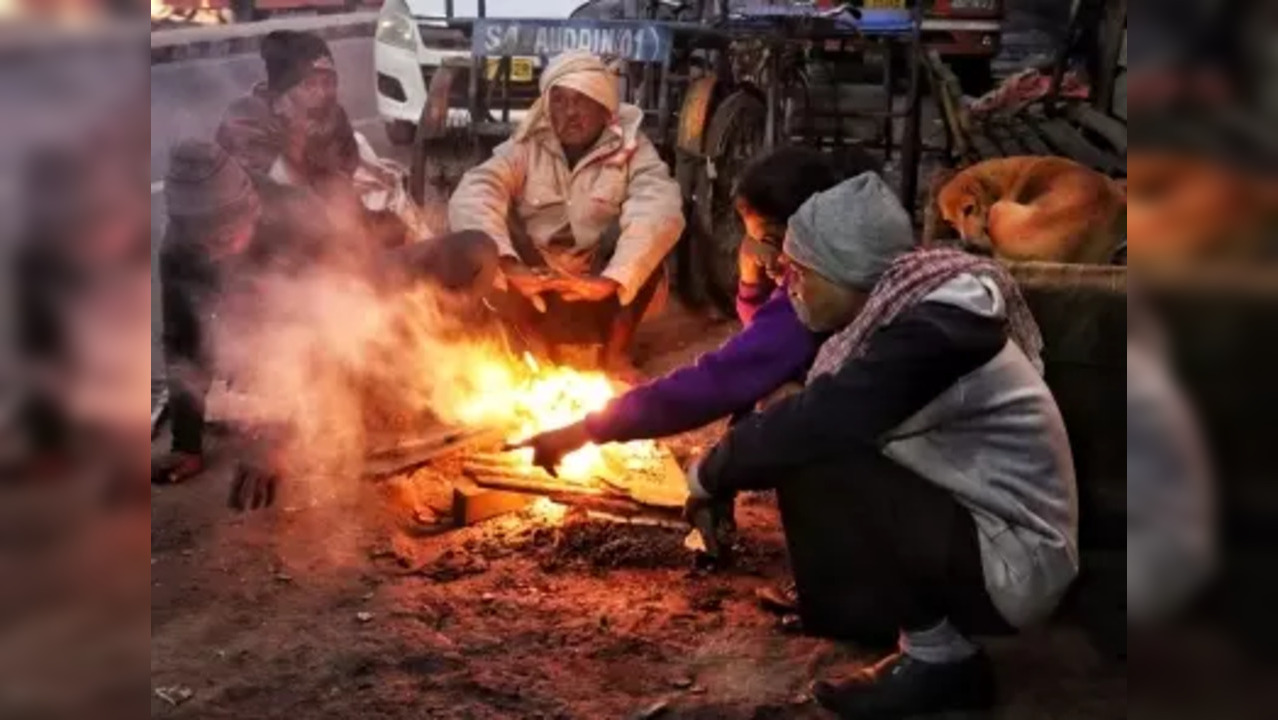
[783,172,915,291]
[164,140,259,221]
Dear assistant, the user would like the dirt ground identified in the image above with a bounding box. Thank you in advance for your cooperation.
[150,302,1125,719]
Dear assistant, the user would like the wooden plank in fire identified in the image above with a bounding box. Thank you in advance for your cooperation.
[462,449,688,512]
[461,460,684,524]
[363,425,505,480]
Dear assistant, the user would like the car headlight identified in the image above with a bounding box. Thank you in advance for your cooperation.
[376,0,417,51]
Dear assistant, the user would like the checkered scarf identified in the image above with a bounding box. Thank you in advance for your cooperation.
[806,248,1044,383]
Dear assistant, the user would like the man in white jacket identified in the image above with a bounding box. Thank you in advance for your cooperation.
[448,50,684,373]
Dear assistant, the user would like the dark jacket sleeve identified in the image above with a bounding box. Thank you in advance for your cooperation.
[697,301,1008,497]
[584,290,821,443]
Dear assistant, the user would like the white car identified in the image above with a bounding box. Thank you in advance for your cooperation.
[374,0,588,145]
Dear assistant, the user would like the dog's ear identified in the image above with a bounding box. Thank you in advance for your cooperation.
[924,167,963,247]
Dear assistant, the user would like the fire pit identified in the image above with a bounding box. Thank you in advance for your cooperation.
[367,352,688,527]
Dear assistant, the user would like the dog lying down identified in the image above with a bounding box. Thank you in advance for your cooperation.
[937,156,1126,265]
[1126,151,1278,268]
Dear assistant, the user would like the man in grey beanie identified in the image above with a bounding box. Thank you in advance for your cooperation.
[780,172,916,331]
[685,173,1077,718]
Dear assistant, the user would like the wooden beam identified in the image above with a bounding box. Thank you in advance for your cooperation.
[983,121,1025,156]
[364,427,504,480]
[451,477,534,526]
[1067,104,1127,154]
[969,132,1004,160]
[1003,117,1056,157]
[1034,117,1125,175]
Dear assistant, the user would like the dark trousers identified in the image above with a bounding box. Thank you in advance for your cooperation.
[169,383,209,455]
[776,445,1011,648]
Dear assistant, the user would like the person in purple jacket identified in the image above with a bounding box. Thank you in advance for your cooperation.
[512,146,879,470]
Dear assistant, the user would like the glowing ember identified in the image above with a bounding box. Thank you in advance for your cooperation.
[528,497,569,523]
[454,352,655,483]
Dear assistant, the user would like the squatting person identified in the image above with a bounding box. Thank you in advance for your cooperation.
[447,49,685,375]
[684,175,1079,717]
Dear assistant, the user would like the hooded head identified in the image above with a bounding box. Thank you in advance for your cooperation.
[165,140,261,260]
[521,50,620,156]
[262,31,336,96]
[782,172,916,331]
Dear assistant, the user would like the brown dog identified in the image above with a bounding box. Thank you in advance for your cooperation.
[1127,151,1278,268]
[937,156,1126,264]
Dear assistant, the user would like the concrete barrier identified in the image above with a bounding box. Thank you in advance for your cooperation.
[0,13,378,64]
[151,11,379,64]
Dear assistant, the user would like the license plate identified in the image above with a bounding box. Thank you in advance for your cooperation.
[863,0,906,9]
[486,57,534,83]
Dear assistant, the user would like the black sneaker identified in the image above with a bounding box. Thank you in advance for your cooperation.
[812,650,996,719]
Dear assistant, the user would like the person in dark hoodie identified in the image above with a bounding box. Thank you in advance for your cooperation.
[216,30,350,179]
[683,175,1079,718]
[216,30,422,251]
[151,140,498,495]
[511,146,866,472]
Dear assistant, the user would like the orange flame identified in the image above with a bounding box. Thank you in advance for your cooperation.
[453,351,645,483]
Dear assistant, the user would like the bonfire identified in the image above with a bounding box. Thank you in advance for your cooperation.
[443,350,686,513]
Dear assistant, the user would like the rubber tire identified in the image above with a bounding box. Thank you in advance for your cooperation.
[385,120,417,147]
[693,90,768,317]
[949,57,995,97]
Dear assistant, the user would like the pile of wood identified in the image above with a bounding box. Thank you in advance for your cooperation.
[364,423,689,528]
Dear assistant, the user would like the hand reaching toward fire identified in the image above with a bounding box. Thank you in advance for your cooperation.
[228,440,287,512]
[229,461,280,512]
[506,421,593,477]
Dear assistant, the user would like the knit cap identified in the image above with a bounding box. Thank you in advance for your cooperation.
[783,172,915,290]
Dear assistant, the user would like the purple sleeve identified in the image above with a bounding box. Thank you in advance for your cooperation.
[736,278,777,324]
[585,290,820,443]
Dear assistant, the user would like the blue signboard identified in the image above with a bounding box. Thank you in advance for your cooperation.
[472,19,674,64]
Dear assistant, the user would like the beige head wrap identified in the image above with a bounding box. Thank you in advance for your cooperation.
[515,50,620,140]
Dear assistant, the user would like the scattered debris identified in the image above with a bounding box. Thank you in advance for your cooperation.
[421,549,490,582]
[356,612,375,624]
[481,592,495,602]
[535,520,690,571]
[154,685,194,706]
[689,586,732,614]
[632,698,671,720]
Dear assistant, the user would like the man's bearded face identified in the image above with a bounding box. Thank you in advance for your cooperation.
[300,104,358,179]
[548,85,610,153]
